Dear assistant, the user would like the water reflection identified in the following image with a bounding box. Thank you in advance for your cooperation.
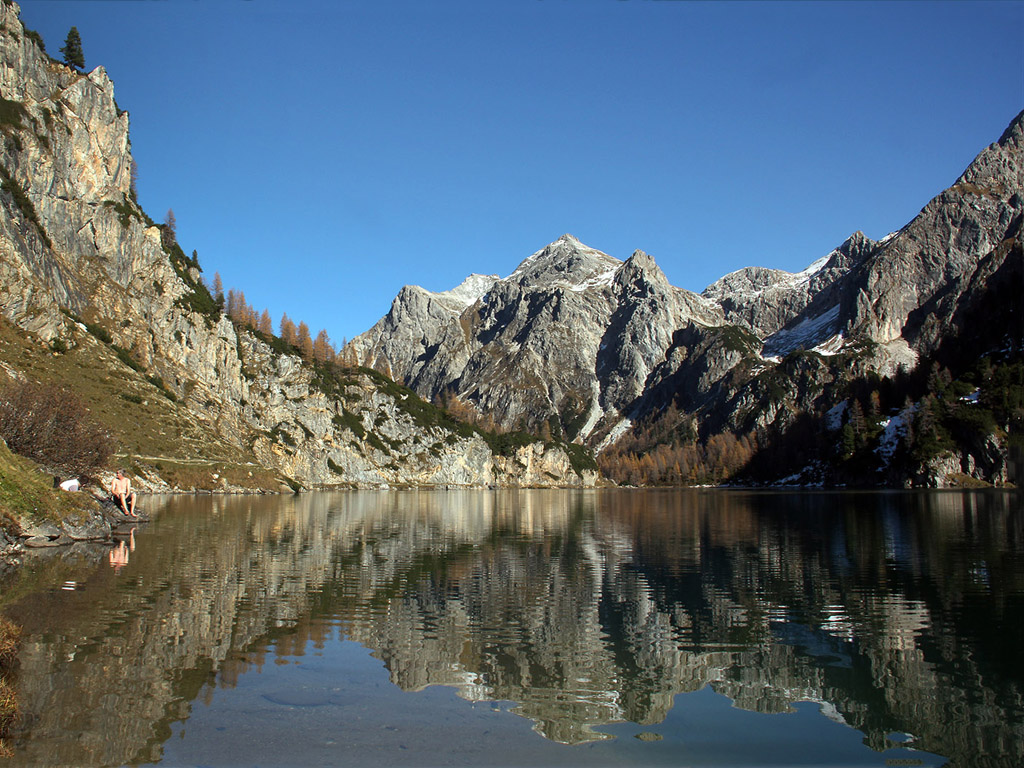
[107,528,135,571]
[1,489,1021,766]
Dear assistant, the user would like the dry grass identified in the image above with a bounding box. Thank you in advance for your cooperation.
[0,617,17,668]
[142,458,282,493]
[0,615,19,748]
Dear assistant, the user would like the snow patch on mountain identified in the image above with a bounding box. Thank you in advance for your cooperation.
[876,404,917,464]
[577,382,605,441]
[507,234,621,287]
[812,333,845,357]
[764,304,841,357]
[597,416,634,453]
[439,274,500,308]
[566,265,620,293]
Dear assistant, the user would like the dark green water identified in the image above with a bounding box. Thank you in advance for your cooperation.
[1,488,1021,767]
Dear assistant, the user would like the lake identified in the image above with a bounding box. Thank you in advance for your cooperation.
[0,488,1021,767]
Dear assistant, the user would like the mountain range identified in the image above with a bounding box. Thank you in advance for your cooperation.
[0,0,1020,492]
[353,110,1023,487]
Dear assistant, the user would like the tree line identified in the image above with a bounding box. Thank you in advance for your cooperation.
[597,403,758,486]
[206,271,359,368]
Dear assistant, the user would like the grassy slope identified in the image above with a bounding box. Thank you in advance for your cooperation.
[0,438,99,531]
[0,316,282,494]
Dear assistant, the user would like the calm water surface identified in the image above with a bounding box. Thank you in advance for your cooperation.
[1,489,1021,767]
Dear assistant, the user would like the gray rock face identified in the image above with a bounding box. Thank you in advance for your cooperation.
[704,231,879,344]
[353,234,722,441]
[0,3,592,489]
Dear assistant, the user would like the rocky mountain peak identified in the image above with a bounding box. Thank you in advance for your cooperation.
[507,234,622,290]
[953,109,1024,196]
[996,108,1024,148]
[613,248,671,294]
[438,273,499,308]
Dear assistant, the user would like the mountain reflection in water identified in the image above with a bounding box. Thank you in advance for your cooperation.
[1,489,1021,766]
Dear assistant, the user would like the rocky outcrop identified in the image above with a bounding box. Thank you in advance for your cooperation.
[702,230,879,341]
[0,3,592,489]
[846,113,1023,353]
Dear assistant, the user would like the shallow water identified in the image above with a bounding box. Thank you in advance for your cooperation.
[1,488,1021,767]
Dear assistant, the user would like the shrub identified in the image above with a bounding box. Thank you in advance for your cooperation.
[0,378,114,472]
[0,96,27,130]
[112,344,142,372]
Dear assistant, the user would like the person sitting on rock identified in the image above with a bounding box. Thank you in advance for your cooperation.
[110,469,137,517]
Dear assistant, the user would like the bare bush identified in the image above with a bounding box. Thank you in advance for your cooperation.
[0,378,114,472]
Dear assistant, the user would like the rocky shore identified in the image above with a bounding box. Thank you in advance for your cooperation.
[0,486,145,565]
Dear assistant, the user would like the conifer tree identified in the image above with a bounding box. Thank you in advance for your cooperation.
[162,208,177,250]
[259,309,273,337]
[60,27,85,70]
[296,322,314,360]
[130,159,139,200]
[280,314,297,346]
[313,329,335,364]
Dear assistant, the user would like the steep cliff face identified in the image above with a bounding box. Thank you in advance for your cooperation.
[355,110,1023,485]
[0,3,594,489]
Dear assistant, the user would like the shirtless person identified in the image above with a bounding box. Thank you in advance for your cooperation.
[110,469,137,517]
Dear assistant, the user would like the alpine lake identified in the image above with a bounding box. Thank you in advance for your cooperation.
[0,488,1021,768]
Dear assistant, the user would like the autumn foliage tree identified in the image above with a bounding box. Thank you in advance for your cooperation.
[258,309,274,337]
[279,314,297,347]
[313,330,335,364]
[296,322,314,360]
[597,403,758,486]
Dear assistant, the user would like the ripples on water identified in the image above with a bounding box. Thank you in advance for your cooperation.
[0,488,1021,766]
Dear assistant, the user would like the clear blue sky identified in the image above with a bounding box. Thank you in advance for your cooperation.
[20,0,1024,346]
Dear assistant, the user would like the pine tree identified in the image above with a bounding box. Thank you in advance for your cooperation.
[129,159,139,200]
[848,400,867,447]
[60,27,85,70]
[162,208,177,250]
